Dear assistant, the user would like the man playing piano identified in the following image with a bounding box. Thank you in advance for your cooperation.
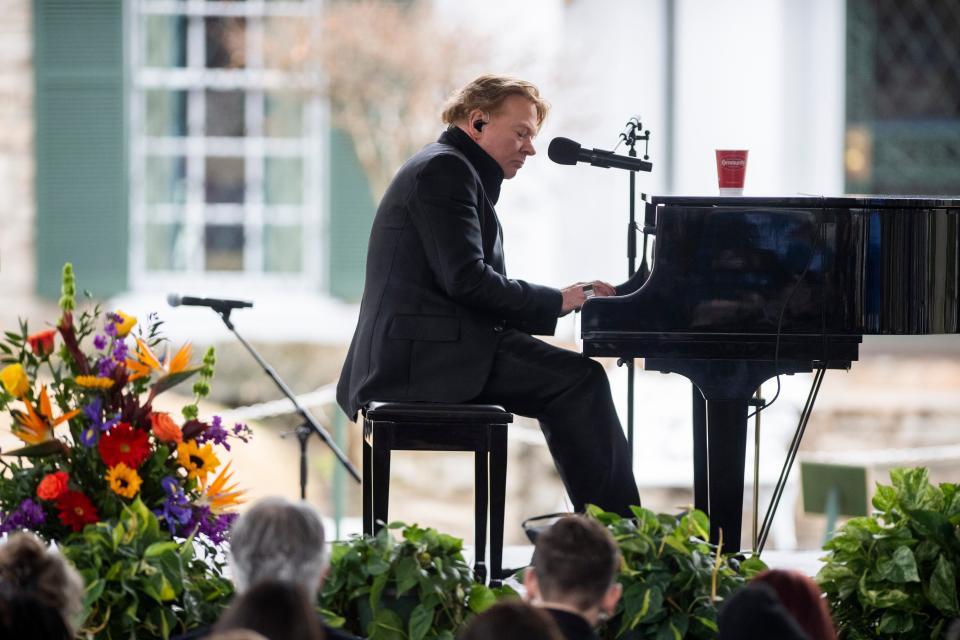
[337,75,640,516]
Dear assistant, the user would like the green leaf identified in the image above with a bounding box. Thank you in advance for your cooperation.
[878,609,914,633]
[369,572,389,614]
[144,542,179,558]
[368,608,405,640]
[394,556,420,596]
[929,555,960,615]
[149,367,201,397]
[467,584,497,614]
[877,546,920,583]
[1,439,70,458]
[872,483,897,512]
[694,615,718,632]
[738,555,768,578]
[408,603,433,640]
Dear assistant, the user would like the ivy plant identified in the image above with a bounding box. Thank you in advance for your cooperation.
[816,467,960,638]
[320,522,514,640]
[587,505,767,640]
[60,497,234,640]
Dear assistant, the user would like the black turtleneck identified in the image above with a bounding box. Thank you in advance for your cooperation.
[438,126,505,205]
[545,608,599,640]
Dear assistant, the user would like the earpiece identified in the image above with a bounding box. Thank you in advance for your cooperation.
[473,120,486,132]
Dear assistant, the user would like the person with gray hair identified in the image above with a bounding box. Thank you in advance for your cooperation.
[228,496,327,593]
[224,496,357,640]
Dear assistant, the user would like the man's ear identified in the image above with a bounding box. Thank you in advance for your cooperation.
[465,108,487,139]
[523,567,541,603]
[601,582,622,616]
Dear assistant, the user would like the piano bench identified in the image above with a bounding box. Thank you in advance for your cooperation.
[361,401,513,585]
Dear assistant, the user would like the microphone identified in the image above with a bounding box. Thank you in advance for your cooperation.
[548,137,653,173]
[167,293,253,312]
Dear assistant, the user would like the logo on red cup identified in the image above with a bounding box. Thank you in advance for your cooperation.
[715,149,749,192]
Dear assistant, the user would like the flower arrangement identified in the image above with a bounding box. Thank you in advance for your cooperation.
[0,264,252,638]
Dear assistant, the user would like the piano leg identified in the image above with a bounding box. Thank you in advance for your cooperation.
[691,385,708,513]
[706,399,748,551]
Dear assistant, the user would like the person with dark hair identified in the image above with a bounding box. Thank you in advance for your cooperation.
[458,600,565,640]
[751,570,836,640]
[719,569,837,640]
[213,580,324,640]
[0,531,84,638]
[337,73,641,517]
[524,516,622,640]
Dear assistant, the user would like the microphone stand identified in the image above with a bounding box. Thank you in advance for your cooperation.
[211,306,361,498]
[617,120,651,465]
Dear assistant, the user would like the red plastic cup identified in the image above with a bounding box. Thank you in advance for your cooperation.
[715,149,749,195]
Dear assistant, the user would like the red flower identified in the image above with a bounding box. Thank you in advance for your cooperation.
[98,422,151,468]
[36,470,70,501]
[27,329,57,356]
[55,490,99,532]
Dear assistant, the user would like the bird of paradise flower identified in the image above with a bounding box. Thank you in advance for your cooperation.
[10,384,80,446]
[126,337,200,398]
[199,461,246,513]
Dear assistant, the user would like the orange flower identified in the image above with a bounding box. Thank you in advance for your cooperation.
[126,337,192,382]
[150,412,183,443]
[27,329,57,356]
[75,375,115,390]
[36,471,70,501]
[200,461,245,513]
[12,384,81,445]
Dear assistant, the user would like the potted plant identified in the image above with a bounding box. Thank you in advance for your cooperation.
[816,467,960,637]
[320,521,513,640]
[587,505,767,640]
[0,264,252,639]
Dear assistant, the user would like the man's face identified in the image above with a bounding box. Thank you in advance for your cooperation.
[475,95,539,179]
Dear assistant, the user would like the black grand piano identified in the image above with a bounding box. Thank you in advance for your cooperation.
[581,195,960,551]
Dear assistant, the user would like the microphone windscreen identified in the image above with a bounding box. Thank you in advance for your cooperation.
[166,293,182,307]
[547,137,581,165]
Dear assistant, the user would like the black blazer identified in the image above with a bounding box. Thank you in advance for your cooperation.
[337,127,563,420]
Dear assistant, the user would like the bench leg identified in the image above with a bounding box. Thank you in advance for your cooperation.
[489,424,508,583]
[474,450,488,583]
[363,428,373,536]
[372,424,392,534]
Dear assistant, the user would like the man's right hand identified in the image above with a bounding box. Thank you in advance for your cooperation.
[560,281,616,315]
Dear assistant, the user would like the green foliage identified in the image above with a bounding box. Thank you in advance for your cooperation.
[320,522,516,640]
[60,498,233,640]
[588,505,767,640]
[816,467,960,638]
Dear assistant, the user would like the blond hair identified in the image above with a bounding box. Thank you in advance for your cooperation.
[441,74,549,128]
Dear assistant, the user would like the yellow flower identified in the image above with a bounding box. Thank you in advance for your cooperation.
[177,439,220,482]
[106,463,142,498]
[74,375,115,390]
[12,384,81,445]
[200,461,245,513]
[0,363,29,398]
[126,337,192,382]
[114,311,137,338]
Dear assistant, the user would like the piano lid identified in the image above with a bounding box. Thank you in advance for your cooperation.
[650,195,960,209]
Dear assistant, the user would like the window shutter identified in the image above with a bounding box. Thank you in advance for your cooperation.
[327,128,375,301]
[34,0,128,299]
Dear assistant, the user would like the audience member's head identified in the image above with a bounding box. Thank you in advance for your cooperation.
[213,580,324,640]
[751,570,836,640]
[228,496,327,593]
[0,531,84,637]
[719,580,811,640]
[458,600,564,640]
[524,515,622,625]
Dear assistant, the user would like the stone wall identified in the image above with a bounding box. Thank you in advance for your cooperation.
[0,0,53,330]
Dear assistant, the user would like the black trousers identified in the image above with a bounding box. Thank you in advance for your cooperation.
[472,329,640,516]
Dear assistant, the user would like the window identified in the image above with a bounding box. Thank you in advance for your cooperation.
[130,0,324,291]
[845,0,960,194]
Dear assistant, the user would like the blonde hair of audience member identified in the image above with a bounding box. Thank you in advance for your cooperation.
[228,496,327,593]
[524,516,622,626]
[458,600,564,640]
[0,531,84,634]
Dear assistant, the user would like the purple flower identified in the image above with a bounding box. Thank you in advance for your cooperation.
[112,340,128,363]
[0,499,46,534]
[197,415,230,450]
[97,358,115,377]
[156,476,192,533]
[93,335,107,350]
[183,507,237,544]
[232,422,252,443]
[80,397,120,447]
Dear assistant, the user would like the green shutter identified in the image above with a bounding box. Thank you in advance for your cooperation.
[328,128,375,301]
[34,0,128,299]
